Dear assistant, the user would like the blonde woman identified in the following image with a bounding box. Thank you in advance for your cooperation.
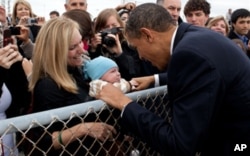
[27,17,116,155]
[206,15,230,36]
[11,0,35,26]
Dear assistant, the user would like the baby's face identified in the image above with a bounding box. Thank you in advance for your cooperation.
[101,67,121,83]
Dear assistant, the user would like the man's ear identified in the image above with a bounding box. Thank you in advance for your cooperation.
[140,28,153,42]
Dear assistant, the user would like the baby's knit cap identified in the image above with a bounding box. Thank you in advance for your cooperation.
[84,56,118,80]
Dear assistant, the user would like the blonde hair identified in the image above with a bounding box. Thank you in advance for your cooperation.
[29,17,80,94]
[11,0,35,25]
[206,15,230,36]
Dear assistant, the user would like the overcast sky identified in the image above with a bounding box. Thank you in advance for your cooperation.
[2,0,250,20]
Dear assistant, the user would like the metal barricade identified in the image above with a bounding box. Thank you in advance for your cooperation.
[0,86,168,156]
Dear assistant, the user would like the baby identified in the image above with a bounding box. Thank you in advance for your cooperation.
[84,56,136,97]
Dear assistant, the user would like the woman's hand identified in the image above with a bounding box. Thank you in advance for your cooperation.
[36,16,46,26]
[52,122,116,149]
[0,45,22,69]
[84,122,117,142]
[124,2,136,10]
[90,33,102,52]
[18,16,30,25]
[22,58,33,79]
[103,34,123,56]
[116,2,136,11]
[15,25,30,43]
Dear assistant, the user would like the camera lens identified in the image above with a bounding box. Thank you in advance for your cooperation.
[103,36,116,47]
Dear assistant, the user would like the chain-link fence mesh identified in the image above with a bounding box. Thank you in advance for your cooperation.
[0,86,168,156]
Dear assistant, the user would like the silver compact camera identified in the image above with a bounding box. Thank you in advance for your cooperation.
[27,18,38,25]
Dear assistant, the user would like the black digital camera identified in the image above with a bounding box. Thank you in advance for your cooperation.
[7,26,21,35]
[100,27,123,47]
[3,26,21,47]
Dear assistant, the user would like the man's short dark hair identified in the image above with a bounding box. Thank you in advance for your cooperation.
[231,8,250,24]
[49,10,60,17]
[125,3,174,38]
[184,0,210,15]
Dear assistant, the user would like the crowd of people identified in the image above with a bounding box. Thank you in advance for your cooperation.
[0,0,250,155]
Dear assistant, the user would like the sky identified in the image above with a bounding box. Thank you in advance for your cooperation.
[2,0,250,21]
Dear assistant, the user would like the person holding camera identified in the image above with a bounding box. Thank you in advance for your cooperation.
[8,0,45,61]
[89,8,159,81]
[11,0,45,43]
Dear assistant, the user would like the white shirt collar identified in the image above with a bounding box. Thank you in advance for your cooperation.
[170,26,178,55]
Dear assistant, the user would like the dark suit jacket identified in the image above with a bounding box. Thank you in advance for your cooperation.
[122,23,250,156]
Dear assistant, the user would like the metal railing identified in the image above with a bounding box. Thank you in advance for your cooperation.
[0,86,169,156]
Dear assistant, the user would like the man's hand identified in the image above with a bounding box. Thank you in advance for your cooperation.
[95,83,132,110]
[131,75,155,91]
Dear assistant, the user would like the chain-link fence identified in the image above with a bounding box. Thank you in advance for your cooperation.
[0,86,169,156]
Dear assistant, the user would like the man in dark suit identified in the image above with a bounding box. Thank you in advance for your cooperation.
[91,3,250,156]
[228,8,250,57]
